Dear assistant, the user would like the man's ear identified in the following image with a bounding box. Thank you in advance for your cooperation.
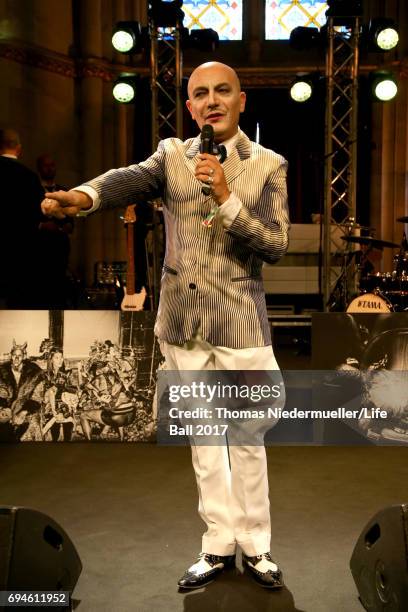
[239,91,246,113]
[186,99,195,120]
[15,144,22,158]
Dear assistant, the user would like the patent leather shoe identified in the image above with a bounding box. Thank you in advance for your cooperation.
[242,552,283,589]
[178,552,236,589]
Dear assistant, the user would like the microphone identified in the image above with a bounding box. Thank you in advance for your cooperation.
[200,123,214,155]
[200,124,214,195]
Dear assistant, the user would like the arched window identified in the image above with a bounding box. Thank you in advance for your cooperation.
[182,0,243,41]
[265,1,328,40]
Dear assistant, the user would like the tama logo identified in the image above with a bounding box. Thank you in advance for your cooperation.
[357,300,381,309]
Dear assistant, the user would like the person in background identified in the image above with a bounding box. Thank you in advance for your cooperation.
[0,340,43,441]
[40,347,77,442]
[0,128,44,307]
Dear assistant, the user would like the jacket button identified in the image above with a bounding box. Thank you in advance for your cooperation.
[189,283,197,290]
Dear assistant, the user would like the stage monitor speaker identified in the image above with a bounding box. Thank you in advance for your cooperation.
[0,506,82,594]
[350,504,408,611]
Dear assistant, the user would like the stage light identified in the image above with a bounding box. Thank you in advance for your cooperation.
[113,78,137,104]
[289,26,320,51]
[189,28,219,52]
[112,21,142,54]
[376,28,399,50]
[369,19,399,51]
[148,1,184,27]
[371,72,398,102]
[290,77,313,103]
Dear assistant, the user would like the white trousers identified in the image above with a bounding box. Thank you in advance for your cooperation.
[161,333,282,557]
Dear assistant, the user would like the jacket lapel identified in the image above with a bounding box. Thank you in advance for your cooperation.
[184,136,201,179]
[222,147,245,186]
[184,130,250,187]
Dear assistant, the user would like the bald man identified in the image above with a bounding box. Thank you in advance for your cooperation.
[42,62,290,590]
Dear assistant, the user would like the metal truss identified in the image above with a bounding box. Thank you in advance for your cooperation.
[323,16,360,310]
[149,21,183,149]
[147,19,183,308]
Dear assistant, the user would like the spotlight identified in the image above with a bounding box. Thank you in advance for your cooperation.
[148,1,184,27]
[371,72,398,102]
[369,18,399,51]
[289,26,320,51]
[290,77,313,103]
[112,21,142,54]
[188,28,219,52]
[112,77,137,104]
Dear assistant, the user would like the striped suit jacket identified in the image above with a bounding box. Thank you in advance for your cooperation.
[86,130,290,348]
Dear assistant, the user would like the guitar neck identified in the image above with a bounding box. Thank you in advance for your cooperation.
[126,224,135,295]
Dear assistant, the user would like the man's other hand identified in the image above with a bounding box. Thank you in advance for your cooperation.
[41,190,92,218]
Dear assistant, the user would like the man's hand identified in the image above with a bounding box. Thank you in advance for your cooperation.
[41,190,92,219]
[195,153,230,206]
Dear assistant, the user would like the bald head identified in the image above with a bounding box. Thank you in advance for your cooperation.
[187,62,241,98]
[186,62,246,142]
[0,128,21,156]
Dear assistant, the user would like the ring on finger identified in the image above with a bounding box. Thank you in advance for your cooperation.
[209,168,214,176]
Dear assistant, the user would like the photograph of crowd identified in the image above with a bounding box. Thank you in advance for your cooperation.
[312,313,408,445]
[0,310,162,442]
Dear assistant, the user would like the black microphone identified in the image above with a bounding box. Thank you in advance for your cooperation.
[200,124,214,195]
[200,123,214,154]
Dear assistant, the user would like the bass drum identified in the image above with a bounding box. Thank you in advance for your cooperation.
[346,292,393,313]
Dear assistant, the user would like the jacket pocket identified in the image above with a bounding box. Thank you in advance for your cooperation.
[163,264,178,275]
[231,275,262,282]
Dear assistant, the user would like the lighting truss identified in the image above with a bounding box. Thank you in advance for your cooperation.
[149,20,183,150]
[148,16,184,308]
[323,16,360,310]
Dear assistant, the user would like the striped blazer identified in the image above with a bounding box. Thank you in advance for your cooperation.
[86,130,290,348]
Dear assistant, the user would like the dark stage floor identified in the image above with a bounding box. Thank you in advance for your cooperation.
[1,443,407,612]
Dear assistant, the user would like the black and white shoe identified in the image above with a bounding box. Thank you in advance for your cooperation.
[178,552,236,589]
[242,552,283,589]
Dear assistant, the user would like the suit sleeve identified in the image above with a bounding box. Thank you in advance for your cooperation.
[83,141,166,210]
[225,158,290,265]
[27,170,47,229]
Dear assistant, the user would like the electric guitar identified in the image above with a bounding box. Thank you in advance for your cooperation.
[121,204,146,311]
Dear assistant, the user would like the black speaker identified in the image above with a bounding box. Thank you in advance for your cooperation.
[0,506,82,594]
[350,504,408,611]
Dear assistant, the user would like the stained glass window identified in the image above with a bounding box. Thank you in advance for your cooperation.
[182,1,243,41]
[265,1,328,40]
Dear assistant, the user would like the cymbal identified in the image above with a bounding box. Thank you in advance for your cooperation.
[397,216,408,223]
[341,235,399,249]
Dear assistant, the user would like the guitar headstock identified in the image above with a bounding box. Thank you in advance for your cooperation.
[124,204,137,225]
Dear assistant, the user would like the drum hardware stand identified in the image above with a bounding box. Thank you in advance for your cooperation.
[327,216,363,310]
[327,248,359,311]
[394,232,408,276]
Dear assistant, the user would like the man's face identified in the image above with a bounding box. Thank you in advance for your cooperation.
[186,63,246,143]
[51,352,63,369]
[11,349,24,370]
[38,156,56,181]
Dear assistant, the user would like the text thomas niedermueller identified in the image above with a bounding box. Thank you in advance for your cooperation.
[168,407,388,420]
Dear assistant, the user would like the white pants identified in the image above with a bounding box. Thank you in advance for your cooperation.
[161,333,282,557]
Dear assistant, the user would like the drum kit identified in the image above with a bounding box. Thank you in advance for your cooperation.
[330,217,408,313]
